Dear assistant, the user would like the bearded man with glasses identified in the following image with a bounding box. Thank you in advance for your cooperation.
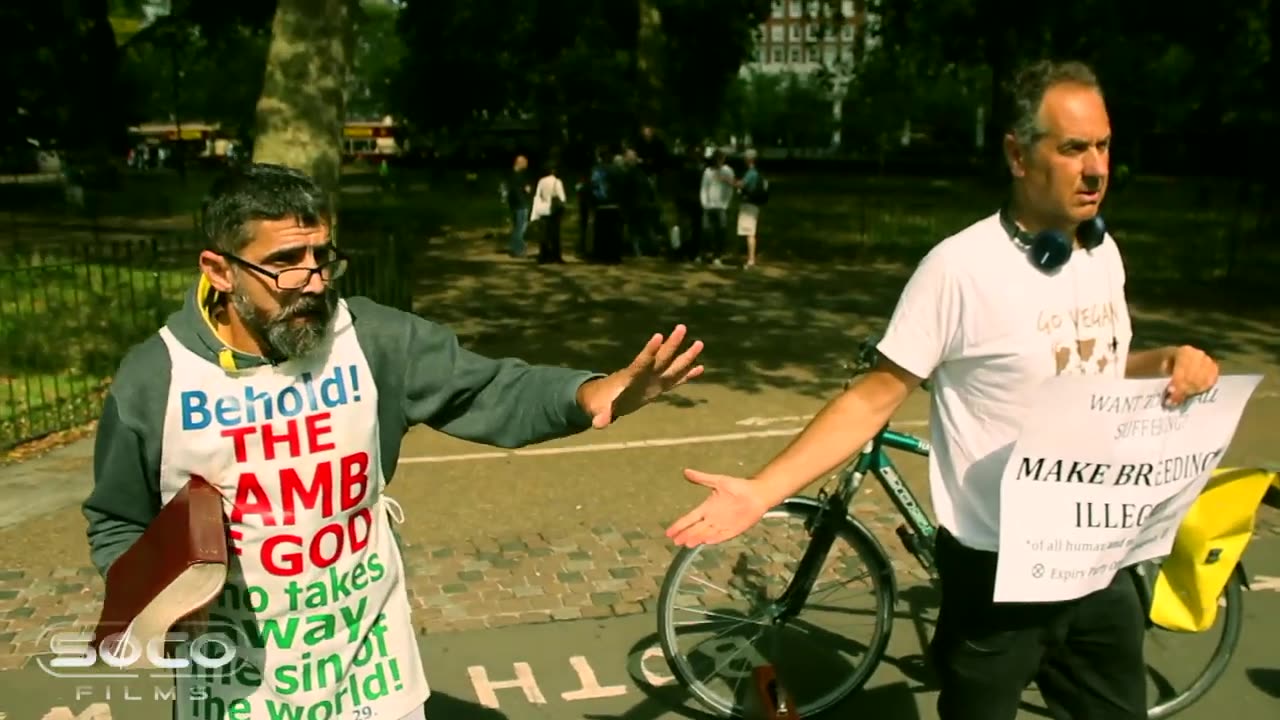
[82,162,705,720]
[213,242,350,361]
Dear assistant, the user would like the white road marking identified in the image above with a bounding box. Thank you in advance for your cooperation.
[1251,575,1280,593]
[737,414,931,429]
[736,414,814,426]
[400,419,929,465]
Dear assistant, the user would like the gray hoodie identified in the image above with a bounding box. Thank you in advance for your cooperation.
[83,278,601,576]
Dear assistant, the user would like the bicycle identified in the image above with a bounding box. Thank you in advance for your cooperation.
[656,336,1255,719]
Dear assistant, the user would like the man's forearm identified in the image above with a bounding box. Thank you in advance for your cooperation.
[576,376,606,415]
[751,380,903,508]
[1127,346,1177,378]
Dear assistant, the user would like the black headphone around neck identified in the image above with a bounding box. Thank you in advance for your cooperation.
[999,208,1108,272]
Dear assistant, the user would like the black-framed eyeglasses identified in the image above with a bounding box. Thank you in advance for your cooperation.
[219,250,349,290]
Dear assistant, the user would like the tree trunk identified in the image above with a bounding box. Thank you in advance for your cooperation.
[73,0,125,156]
[252,0,354,219]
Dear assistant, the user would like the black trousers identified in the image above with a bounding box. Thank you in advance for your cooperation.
[538,210,563,262]
[593,206,624,264]
[676,200,702,260]
[703,208,727,259]
[577,203,591,258]
[930,528,1147,720]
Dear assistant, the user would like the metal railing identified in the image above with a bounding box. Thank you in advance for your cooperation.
[0,232,411,450]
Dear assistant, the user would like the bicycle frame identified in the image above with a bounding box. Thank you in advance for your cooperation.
[774,423,937,619]
[858,426,940,574]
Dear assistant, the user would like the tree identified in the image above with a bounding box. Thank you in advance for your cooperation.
[347,0,405,120]
[862,0,1274,175]
[394,0,774,156]
[116,20,272,137]
[657,0,772,141]
[1,1,128,163]
[729,70,834,149]
[251,0,355,211]
[636,0,665,124]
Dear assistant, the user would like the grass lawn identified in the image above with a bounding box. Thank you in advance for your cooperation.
[0,257,197,444]
[354,166,1272,297]
[0,165,1272,449]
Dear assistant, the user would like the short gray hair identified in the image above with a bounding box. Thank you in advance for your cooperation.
[200,163,328,254]
[1006,60,1102,148]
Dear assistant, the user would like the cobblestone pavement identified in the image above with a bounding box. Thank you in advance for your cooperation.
[0,498,956,670]
[3,498,1277,672]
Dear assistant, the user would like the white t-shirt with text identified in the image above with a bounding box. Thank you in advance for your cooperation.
[876,212,1134,552]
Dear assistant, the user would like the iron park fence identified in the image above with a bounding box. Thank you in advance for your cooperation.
[0,232,411,450]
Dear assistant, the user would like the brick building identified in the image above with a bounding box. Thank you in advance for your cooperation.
[744,0,879,78]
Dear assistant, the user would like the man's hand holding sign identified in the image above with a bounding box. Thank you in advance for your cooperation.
[993,354,1257,603]
[1126,343,1220,405]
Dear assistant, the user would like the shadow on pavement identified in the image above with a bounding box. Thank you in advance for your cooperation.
[407,233,1280,408]
[410,252,921,402]
[1245,668,1280,698]
[593,605,948,720]
[563,577,1066,719]
[426,690,512,718]
[1127,306,1280,372]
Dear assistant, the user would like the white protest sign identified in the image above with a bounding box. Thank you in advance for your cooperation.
[993,373,1263,603]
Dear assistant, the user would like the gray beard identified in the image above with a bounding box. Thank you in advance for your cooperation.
[229,283,338,361]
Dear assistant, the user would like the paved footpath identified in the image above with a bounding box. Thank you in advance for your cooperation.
[1,534,1278,719]
[2,381,1277,663]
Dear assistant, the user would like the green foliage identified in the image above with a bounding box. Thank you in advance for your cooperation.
[117,20,271,136]
[393,0,774,149]
[348,0,406,120]
[1,1,127,156]
[114,0,401,137]
[4,0,1275,183]
[0,0,282,158]
[730,71,834,148]
[657,0,772,139]
[864,0,1275,174]
[394,0,537,131]
[0,262,186,379]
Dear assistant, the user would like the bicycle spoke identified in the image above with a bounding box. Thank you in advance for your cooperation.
[729,659,749,704]
[690,611,765,649]
[803,603,878,618]
[806,570,873,603]
[699,626,767,683]
[687,573,752,603]
[673,605,772,627]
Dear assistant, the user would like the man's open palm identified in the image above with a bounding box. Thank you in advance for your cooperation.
[589,325,705,428]
[665,469,769,547]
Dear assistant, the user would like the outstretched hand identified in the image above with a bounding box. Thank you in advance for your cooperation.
[582,324,705,428]
[1164,345,1219,406]
[665,468,771,547]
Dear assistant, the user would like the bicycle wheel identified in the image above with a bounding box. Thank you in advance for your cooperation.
[1146,570,1244,719]
[656,499,897,718]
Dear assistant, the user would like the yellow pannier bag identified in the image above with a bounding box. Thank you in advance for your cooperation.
[1149,466,1276,632]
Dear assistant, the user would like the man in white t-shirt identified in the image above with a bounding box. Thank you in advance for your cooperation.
[700,149,735,266]
[665,60,1221,719]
